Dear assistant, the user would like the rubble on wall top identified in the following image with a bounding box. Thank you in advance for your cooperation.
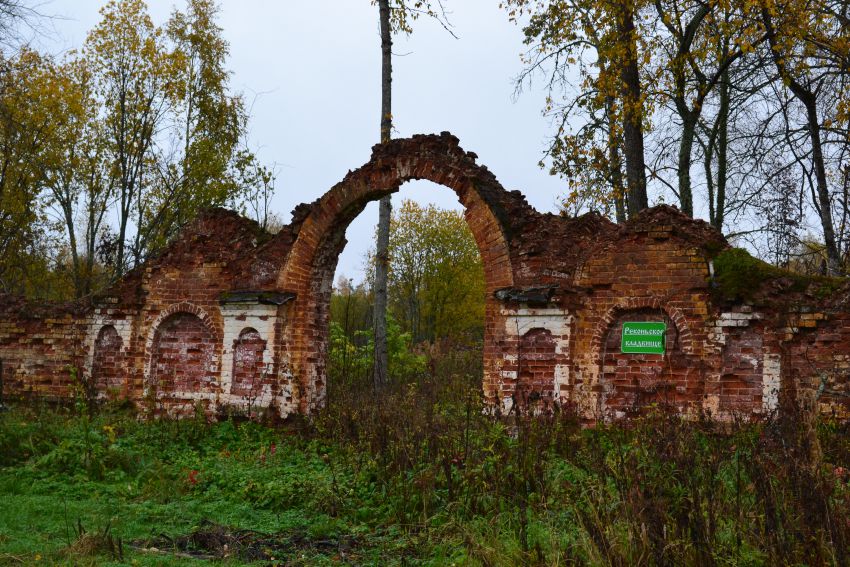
[0,292,90,319]
[622,205,728,252]
[494,285,559,305]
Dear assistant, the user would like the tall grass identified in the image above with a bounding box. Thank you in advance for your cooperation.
[319,344,850,565]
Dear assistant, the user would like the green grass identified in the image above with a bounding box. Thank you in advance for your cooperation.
[1,390,850,565]
[0,407,405,565]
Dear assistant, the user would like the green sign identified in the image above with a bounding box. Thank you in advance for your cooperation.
[621,322,666,354]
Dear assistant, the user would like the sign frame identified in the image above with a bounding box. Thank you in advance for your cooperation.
[620,321,666,355]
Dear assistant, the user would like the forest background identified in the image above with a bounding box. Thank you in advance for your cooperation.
[0,0,847,353]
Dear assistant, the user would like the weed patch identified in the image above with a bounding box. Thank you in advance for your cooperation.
[131,520,360,563]
[2,370,850,564]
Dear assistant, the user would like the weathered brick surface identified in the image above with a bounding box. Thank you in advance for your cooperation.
[0,296,89,401]
[150,313,218,395]
[1,132,849,420]
[515,328,558,406]
[599,309,685,417]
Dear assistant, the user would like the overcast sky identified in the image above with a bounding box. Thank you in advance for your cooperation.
[41,0,565,281]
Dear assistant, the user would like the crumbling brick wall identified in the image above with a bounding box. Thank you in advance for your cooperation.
[0,297,89,401]
[515,328,558,406]
[598,309,683,417]
[1,132,849,421]
[149,312,218,397]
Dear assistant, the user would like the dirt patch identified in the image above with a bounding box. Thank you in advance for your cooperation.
[131,520,359,563]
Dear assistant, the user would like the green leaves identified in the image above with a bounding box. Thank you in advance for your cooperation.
[161,0,248,236]
[0,0,272,299]
[0,49,70,297]
[387,199,485,344]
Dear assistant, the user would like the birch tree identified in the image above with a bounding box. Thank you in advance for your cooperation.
[86,0,173,278]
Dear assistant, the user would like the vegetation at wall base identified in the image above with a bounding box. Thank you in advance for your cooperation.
[2,370,850,565]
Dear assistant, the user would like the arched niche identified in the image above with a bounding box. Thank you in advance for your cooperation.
[92,325,123,396]
[148,312,219,398]
[515,327,558,408]
[231,327,267,397]
[597,307,696,418]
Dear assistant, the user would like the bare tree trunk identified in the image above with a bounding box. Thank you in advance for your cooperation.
[654,2,711,218]
[715,69,729,231]
[379,0,392,145]
[605,94,627,223]
[762,8,842,275]
[704,65,729,231]
[113,85,131,281]
[705,146,715,226]
[374,0,392,389]
[677,112,698,217]
[805,100,842,274]
[84,165,108,296]
[60,198,81,297]
[617,2,648,216]
[47,171,83,297]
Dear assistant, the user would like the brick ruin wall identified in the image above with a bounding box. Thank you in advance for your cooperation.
[1,132,849,420]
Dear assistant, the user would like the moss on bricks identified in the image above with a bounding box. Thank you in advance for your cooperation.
[713,248,844,301]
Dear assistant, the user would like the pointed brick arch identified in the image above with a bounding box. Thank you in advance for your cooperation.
[278,134,521,412]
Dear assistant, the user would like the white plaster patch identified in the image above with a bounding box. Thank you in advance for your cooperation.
[220,303,278,402]
[502,306,572,340]
[711,310,764,351]
[741,354,760,370]
[501,305,573,398]
[703,392,720,417]
[763,354,781,413]
[716,311,762,328]
[85,313,133,379]
[396,162,413,179]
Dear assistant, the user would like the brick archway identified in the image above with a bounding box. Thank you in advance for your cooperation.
[231,327,267,397]
[278,134,518,412]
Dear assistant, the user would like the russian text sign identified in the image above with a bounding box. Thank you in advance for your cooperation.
[621,322,666,354]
